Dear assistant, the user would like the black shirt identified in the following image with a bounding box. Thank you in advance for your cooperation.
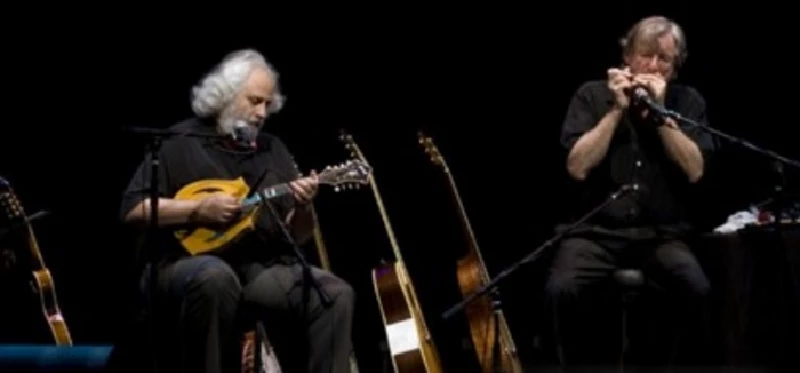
[560,80,716,236]
[120,117,302,263]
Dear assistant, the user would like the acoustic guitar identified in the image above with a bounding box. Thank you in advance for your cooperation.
[418,132,523,373]
[339,131,443,373]
[0,176,73,346]
[174,160,371,256]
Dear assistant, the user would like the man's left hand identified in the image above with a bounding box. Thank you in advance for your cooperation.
[634,74,666,103]
[289,170,319,205]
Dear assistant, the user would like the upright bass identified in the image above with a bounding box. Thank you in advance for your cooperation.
[418,132,523,373]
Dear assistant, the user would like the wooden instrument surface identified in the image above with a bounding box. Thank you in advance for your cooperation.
[173,160,371,256]
[0,177,72,346]
[340,131,442,373]
[418,132,523,373]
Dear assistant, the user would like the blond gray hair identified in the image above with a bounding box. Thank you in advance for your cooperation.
[619,16,688,69]
[190,49,286,118]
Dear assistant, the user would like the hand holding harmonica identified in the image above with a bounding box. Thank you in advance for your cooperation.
[607,67,634,109]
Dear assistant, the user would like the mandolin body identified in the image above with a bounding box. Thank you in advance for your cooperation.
[173,177,259,256]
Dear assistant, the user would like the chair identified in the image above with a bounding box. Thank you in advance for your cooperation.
[613,268,645,371]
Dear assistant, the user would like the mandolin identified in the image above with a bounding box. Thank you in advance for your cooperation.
[174,160,371,256]
[418,132,523,373]
[0,176,72,346]
[339,131,443,373]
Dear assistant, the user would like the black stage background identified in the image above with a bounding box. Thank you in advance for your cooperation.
[1,5,798,372]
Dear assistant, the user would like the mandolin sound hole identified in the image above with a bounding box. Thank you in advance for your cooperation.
[193,188,225,195]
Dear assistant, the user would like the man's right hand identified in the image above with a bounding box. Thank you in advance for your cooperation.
[192,195,242,224]
[607,67,633,109]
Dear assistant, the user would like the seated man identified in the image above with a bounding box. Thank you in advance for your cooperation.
[119,49,355,373]
[546,16,715,365]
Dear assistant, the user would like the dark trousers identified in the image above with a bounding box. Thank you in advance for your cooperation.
[144,254,355,373]
[544,228,711,366]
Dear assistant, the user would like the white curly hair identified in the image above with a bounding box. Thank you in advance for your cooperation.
[190,49,286,118]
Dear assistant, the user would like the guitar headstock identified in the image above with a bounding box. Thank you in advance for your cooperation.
[319,159,373,192]
[0,176,24,224]
[338,129,369,165]
[417,131,448,170]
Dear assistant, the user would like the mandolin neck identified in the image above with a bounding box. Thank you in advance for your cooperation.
[241,183,293,208]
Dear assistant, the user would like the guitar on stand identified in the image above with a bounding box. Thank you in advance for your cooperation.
[339,131,443,373]
[0,176,72,346]
[418,132,523,373]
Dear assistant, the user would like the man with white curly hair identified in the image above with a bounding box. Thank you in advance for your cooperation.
[119,48,355,373]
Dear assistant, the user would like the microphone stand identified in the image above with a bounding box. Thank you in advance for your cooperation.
[258,195,332,309]
[121,126,230,373]
[442,184,638,320]
[645,102,800,360]
[642,99,800,222]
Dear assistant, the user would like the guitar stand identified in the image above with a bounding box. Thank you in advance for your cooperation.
[489,288,505,373]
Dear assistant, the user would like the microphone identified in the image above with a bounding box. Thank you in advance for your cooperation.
[232,121,257,148]
[621,183,640,192]
[626,84,655,105]
[626,84,672,122]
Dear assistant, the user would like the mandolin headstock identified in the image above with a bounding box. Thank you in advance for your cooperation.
[319,159,372,192]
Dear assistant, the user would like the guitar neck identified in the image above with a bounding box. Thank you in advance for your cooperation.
[442,166,491,283]
[25,224,47,269]
[365,173,404,263]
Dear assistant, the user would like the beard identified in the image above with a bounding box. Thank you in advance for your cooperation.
[218,105,265,147]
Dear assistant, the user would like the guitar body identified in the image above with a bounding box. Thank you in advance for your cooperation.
[372,261,442,373]
[173,177,259,256]
[32,268,72,345]
[456,253,522,373]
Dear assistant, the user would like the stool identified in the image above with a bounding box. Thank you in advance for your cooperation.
[613,268,645,371]
[241,322,282,373]
[240,323,359,373]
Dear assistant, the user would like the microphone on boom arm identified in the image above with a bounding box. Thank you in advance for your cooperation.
[625,84,671,125]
